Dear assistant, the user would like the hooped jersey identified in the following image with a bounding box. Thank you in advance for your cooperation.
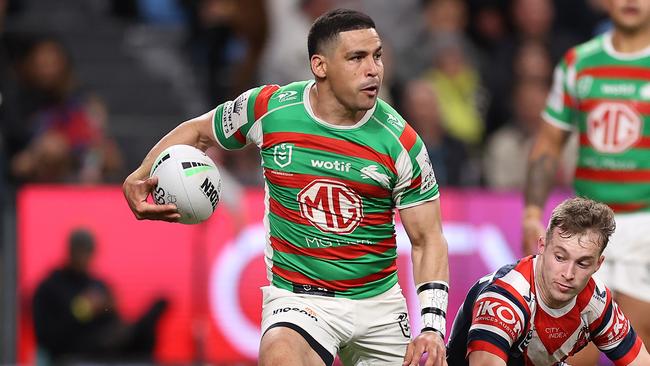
[446,256,642,366]
[211,80,439,299]
[543,31,650,213]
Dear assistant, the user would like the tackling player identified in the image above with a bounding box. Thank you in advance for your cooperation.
[449,197,650,366]
[123,8,449,366]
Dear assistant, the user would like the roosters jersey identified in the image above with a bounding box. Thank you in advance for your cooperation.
[447,256,643,366]
[211,80,439,299]
[543,31,650,213]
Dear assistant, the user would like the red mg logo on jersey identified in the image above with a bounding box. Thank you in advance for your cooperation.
[297,179,363,234]
[587,102,643,153]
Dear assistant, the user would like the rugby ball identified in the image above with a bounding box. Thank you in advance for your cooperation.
[150,144,221,224]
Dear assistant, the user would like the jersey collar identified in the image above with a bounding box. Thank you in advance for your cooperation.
[603,31,650,60]
[303,80,377,130]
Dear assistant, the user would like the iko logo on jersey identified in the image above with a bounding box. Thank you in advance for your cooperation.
[275,90,298,103]
[273,143,293,168]
[297,179,363,234]
[475,298,522,338]
[603,304,629,346]
[587,102,642,153]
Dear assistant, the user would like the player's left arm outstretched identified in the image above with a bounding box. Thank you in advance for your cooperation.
[400,199,449,366]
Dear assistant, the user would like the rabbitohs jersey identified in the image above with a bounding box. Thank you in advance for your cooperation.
[543,31,650,213]
[446,256,642,366]
[212,80,439,299]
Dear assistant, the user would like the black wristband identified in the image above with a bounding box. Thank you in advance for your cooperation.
[417,282,449,294]
[421,307,446,318]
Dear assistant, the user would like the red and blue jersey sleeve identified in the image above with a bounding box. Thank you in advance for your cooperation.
[592,295,643,366]
[466,284,528,363]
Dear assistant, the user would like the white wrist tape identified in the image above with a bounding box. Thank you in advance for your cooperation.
[417,281,448,337]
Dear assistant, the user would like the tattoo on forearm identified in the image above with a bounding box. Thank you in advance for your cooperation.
[525,154,559,208]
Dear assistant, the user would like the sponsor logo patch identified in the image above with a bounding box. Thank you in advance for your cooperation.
[640,83,650,100]
[473,298,523,340]
[576,76,594,98]
[222,89,252,138]
[310,159,351,172]
[600,83,636,96]
[297,179,363,234]
[275,90,298,103]
[385,112,404,128]
[587,102,642,153]
[396,312,411,338]
[273,143,293,168]
[416,147,436,193]
[360,165,391,189]
[272,306,319,322]
[200,177,221,210]
[292,284,335,297]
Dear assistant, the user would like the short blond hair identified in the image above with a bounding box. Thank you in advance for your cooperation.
[546,197,616,253]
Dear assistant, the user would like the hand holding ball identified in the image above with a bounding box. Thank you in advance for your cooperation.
[150,145,222,224]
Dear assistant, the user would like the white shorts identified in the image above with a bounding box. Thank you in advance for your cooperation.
[260,284,411,366]
[596,259,650,303]
[597,212,650,302]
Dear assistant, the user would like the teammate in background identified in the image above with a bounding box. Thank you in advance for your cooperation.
[123,9,449,366]
[448,197,650,366]
[522,0,650,363]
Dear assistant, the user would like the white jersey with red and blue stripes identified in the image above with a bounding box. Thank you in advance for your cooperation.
[446,256,643,366]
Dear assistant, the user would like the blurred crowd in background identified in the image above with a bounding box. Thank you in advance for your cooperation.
[0,0,611,193]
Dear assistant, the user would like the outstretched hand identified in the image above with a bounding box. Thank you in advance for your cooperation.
[123,174,180,222]
[403,331,447,366]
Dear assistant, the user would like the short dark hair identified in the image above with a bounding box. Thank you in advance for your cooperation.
[546,197,616,253]
[307,8,376,58]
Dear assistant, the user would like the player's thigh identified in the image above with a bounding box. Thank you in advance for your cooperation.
[259,326,325,366]
[598,257,650,345]
[596,256,650,303]
[260,286,347,366]
[339,288,411,365]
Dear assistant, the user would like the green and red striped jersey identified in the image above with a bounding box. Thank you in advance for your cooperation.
[212,80,439,298]
[543,32,650,213]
